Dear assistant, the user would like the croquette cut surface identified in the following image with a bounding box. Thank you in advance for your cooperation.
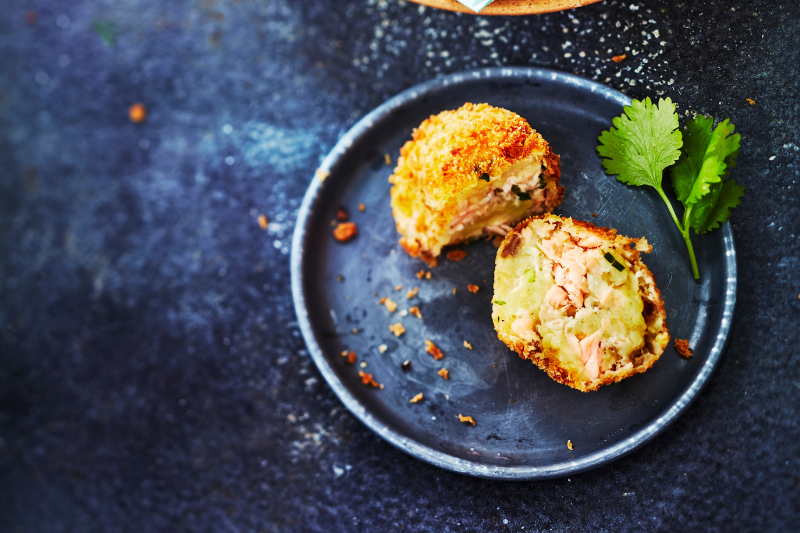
[389,103,563,265]
[492,215,669,392]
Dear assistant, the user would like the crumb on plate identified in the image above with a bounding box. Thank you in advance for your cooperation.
[358,203,366,212]
[446,249,468,261]
[389,323,406,337]
[129,103,147,123]
[409,306,422,319]
[336,207,349,221]
[467,284,480,293]
[385,153,392,166]
[409,393,423,403]
[675,338,693,358]
[333,222,357,242]
[463,340,472,350]
[378,344,388,354]
[359,371,383,388]
[257,214,268,229]
[425,339,443,360]
[567,440,573,450]
[437,368,449,380]
[315,168,329,182]
[458,414,476,426]
[406,287,418,299]
[401,360,411,371]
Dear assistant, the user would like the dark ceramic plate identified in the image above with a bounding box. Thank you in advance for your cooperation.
[291,68,736,479]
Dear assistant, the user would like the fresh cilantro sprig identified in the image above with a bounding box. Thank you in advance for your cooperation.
[597,97,743,280]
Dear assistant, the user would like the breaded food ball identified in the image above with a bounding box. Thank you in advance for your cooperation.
[492,215,669,392]
[389,103,563,265]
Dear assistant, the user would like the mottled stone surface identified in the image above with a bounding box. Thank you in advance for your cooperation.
[0,0,798,531]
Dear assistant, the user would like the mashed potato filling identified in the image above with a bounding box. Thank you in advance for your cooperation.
[493,215,668,391]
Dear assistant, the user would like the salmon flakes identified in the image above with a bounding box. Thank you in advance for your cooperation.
[458,414,475,426]
[359,371,383,388]
[408,306,422,319]
[409,393,423,403]
[467,284,480,293]
[377,297,397,313]
[333,222,357,242]
[425,340,443,360]
[446,249,468,261]
[437,368,449,380]
[389,323,406,337]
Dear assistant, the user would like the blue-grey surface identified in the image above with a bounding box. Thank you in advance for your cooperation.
[0,0,798,531]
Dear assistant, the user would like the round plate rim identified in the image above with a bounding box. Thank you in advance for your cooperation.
[290,67,737,480]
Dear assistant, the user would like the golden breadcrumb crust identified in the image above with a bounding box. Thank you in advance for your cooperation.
[390,103,563,264]
[495,215,669,392]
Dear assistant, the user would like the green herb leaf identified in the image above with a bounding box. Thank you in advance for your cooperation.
[494,301,506,305]
[597,97,682,189]
[523,268,535,283]
[690,179,744,234]
[511,185,531,201]
[479,173,490,182]
[671,115,714,203]
[603,252,625,271]
[537,176,547,189]
[92,20,116,46]
[679,118,740,205]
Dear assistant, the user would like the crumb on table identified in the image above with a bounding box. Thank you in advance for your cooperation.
[333,222,357,242]
[384,153,392,166]
[128,103,147,123]
[257,214,268,229]
[675,338,693,358]
[409,306,422,319]
[458,414,475,426]
[612,54,627,63]
[409,393,423,403]
[746,98,756,105]
[425,340,443,360]
[437,368,449,380]
[567,440,573,450]
[467,284,479,293]
[389,323,406,337]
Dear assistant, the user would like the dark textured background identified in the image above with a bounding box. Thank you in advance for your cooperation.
[1,0,798,531]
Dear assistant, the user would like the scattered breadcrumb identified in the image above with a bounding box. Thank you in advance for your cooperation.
[257,214,269,229]
[406,287,418,299]
[351,328,358,334]
[128,103,147,123]
[342,350,357,364]
[567,440,574,451]
[592,213,598,217]
[467,284,480,293]
[377,297,397,313]
[315,168,329,182]
[389,323,406,337]
[415,270,426,279]
[437,368,449,380]
[409,306,422,319]
[360,361,367,368]
[675,338,693,358]
[333,222,357,242]
[452,288,457,295]
[336,207,349,221]
[492,236,503,248]
[336,274,344,282]
[425,340,443,360]
[458,414,476,426]
[425,272,432,280]
[612,54,627,63]
[378,344,388,353]
[446,249,468,261]
[384,153,392,166]
[409,393,424,403]
[746,98,756,106]
[394,284,403,291]
[359,371,383,388]
[401,360,411,371]
[358,203,366,212]
[463,340,472,350]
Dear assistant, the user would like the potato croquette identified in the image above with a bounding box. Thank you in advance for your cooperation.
[389,103,563,264]
[492,215,669,392]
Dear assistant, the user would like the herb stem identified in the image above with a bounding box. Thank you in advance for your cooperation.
[657,187,700,280]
